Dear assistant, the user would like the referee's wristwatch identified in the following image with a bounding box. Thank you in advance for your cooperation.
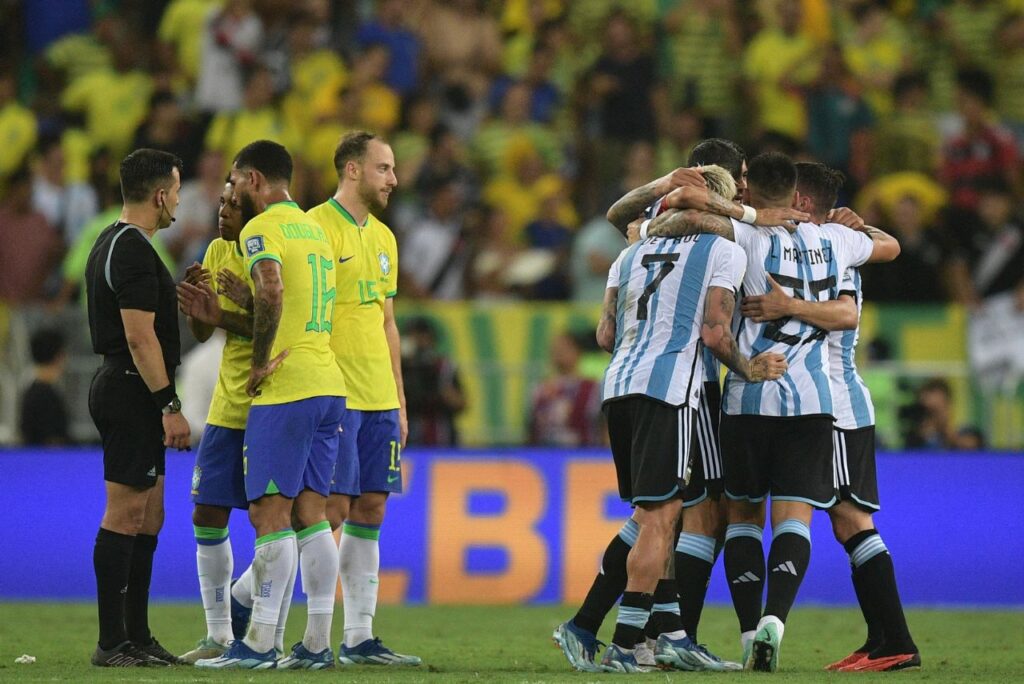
[161,396,182,415]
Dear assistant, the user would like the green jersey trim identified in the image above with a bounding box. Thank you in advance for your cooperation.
[328,198,367,227]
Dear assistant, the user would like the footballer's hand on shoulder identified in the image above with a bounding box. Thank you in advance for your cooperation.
[753,207,810,230]
[826,207,865,230]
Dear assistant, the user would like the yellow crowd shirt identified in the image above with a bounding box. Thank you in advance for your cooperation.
[240,201,346,405]
[307,198,399,411]
[201,238,253,429]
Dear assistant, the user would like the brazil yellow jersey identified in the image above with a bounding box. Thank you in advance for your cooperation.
[201,238,253,429]
[307,198,399,411]
[239,200,346,406]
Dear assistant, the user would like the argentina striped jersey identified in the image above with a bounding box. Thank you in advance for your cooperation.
[829,268,875,429]
[602,234,746,407]
[722,220,874,418]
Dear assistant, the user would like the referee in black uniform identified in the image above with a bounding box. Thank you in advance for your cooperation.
[85,149,191,667]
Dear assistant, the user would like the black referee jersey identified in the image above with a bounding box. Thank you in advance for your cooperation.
[85,221,180,371]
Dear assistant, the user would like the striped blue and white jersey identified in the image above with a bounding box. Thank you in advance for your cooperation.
[602,234,746,407]
[722,220,874,418]
[703,346,721,385]
[828,268,875,429]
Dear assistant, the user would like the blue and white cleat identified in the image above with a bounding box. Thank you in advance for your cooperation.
[655,632,741,671]
[600,643,652,673]
[338,637,422,666]
[194,639,277,669]
[552,620,604,672]
[229,579,251,640]
[693,641,742,671]
[277,642,335,670]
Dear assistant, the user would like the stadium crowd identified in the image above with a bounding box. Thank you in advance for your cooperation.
[0,0,1021,448]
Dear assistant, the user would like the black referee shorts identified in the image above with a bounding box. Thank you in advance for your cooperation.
[833,426,880,511]
[88,364,165,488]
[682,381,724,507]
[720,413,836,509]
[603,396,695,506]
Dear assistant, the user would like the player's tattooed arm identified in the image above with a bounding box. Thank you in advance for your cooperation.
[827,207,901,263]
[606,167,707,235]
[247,259,288,397]
[648,208,736,241]
[700,286,788,382]
[596,286,618,353]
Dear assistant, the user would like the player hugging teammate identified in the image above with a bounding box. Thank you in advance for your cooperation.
[555,141,920,674]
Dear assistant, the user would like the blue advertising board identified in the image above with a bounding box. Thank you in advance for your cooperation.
[1,448,1021,606]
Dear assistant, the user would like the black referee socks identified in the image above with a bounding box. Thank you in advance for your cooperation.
[125,533,158,645]
[93,528,135,650]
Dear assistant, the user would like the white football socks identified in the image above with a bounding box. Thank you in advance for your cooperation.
[232,564,253,608]
[194,526,234,646]
[338,521,381,648]
[244,530,297,654]
[297,521,339,654]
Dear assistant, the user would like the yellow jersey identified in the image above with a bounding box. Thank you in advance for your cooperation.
[307,198,399,411]
[201,238,253,429]
[240,201,346,406]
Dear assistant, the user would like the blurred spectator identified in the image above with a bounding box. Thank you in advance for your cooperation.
[178,329,225,442]
[164,150,224,269]
[588,10,658,145]
[401,178,470,299]
[658,0,741,134]
[391,94,439,192]
[806,44,874,187]
[59,18,154,159]
[654,108,703,177]
[528,331,602,446]
[356,0,421,96]
[469,207,522,300]
[473,81,563,178]
[942,0,1005,71]
[0,166,62,305]
[31,133,98,241]
[158,0,222,85]
[0,69,38,182]
[524,191,574,300]
[18,328,71,446]
[281,10,346,137]
[498,0,564,76]
[571,215,625,302]
[414,124,479,206]
[841,0,906,117]
[996,12,1024,146]
[483,141,576,244]
[742,0,819,142]
[489,43,562,124]
[402,316,466,446]
[205,66,295,176]
[900,377,984,449]
[940,68,1020,211]
[132,91,201,178]
[872,72,941,176]
[417,0,502,98]
[944,178,1024,306]
[861,194,948,303]
[194,0,263,112]
[318,44,401,134]
[605,139,656,211]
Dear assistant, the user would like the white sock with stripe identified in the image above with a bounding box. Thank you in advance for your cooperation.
[298,521,338,654]
[244,529,297,654]
[339,521,381,648]
[194,526,233,645]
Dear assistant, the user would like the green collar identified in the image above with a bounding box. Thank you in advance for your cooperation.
[328,198,367,227]
[267,200,300,210]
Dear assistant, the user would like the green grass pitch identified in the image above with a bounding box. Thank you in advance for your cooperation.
[0,603,1021,682]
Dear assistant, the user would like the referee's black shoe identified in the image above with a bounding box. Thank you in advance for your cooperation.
[91,641,167,667]
[136,638,181,665]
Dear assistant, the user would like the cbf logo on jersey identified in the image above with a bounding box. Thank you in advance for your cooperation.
[245,235,265,257]
[378,252,391,276]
